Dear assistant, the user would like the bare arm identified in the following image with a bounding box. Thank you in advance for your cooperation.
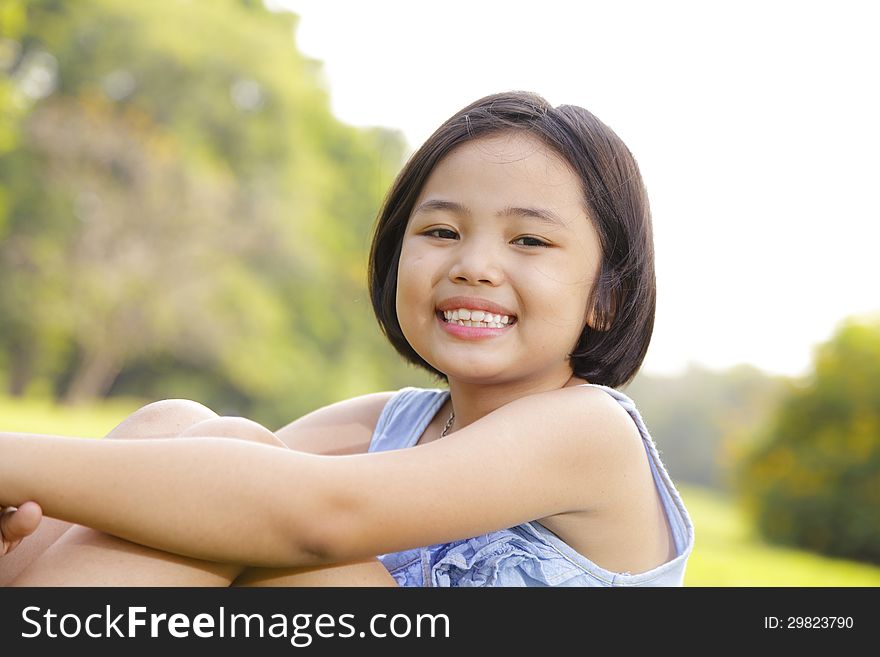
[0,433,335,567]
[0,386,645,568]
[273,391,394,454]
[0,390,393,573]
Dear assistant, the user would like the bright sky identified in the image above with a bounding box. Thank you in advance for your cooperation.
[275,0,879,378]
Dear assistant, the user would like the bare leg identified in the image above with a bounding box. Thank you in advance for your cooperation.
[233,558,398,587]
[5,400,247,586]
[6,404,396,586]
[1,399,222,586]
[0,516,73,587]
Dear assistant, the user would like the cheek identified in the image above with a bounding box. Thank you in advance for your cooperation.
[397,239,441,298]
[395,246,434,339]
[395,243,419,299]
[524,266,593,327]
[396,263,428,316]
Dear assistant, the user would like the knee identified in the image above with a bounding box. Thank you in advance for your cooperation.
[178,417,286,448]
[106,399,219,440]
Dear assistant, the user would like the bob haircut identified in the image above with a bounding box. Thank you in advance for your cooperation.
[368,90,655,389]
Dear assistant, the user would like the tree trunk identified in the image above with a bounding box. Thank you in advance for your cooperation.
[7,341,34,397]
[62,348,122,405]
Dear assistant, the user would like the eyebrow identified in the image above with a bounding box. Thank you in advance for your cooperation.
[412,199,567,228]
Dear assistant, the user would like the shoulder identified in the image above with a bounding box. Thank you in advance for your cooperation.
[505,385,648,510]
[274,390,397,455]
[512,384,641,450]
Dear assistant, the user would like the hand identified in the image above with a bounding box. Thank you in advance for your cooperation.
[0,501,43,557]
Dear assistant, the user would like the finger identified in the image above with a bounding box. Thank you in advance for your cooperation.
[1,501,43,542]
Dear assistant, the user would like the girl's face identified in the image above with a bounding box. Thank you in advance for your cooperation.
[396,131,602,387]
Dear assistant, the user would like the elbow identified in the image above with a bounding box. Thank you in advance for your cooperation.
[262,498,348,567]
[269,457,366,567]
[289,512,339,564]
[297,527,341,566]
[265,507,336,567]
[289,498,363,566]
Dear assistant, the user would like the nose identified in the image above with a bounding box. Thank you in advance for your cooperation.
[447,239,505,286]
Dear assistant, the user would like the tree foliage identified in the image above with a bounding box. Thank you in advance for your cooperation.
[734,316,880,563]
[624,363,786,490]
[0,0,435,426]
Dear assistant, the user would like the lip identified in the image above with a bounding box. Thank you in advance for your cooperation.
[436,296,517,319]
[436,312,513,339]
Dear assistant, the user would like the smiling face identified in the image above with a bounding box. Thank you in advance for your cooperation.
[395,131,603,388]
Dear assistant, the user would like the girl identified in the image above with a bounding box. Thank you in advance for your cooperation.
[1,91,694,587]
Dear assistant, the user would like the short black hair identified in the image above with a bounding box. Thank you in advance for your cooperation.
[368,91,655,389]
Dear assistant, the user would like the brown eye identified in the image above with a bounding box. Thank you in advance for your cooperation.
[425,229,458,239]
[512,236,550,247]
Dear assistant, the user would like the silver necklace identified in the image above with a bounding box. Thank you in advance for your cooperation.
[441,409,455,437]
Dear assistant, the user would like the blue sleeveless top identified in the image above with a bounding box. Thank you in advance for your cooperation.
[368,384,695,586]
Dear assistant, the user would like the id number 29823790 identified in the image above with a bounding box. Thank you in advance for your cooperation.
[764,617,853,630]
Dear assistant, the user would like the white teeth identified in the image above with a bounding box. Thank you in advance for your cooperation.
[441,307,515,328]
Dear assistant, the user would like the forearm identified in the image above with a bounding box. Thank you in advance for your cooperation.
[0,433,326,567]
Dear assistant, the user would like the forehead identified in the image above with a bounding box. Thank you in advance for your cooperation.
[414,132,588,225]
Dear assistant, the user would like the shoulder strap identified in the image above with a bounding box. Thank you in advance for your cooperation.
[368,387,450,453]
[576,383,695,556]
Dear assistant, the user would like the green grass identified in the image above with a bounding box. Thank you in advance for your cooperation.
[0,394,146,438]
[678,484,880,586]
[3,394,880,585]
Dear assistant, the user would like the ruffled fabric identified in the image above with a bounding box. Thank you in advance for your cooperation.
[379,547,424,587]
[378,525,608,587]
[427,526,596,587]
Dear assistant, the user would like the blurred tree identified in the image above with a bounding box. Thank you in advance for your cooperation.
[733,316,880,563]
[0,0,30,154]
[624,363,786,491]
[0,0,432,424]
[20,96,253,403]
[0,1,33,389]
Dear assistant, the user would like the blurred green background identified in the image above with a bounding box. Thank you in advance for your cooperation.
[1,0,878,585]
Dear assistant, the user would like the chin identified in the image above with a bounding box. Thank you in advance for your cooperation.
[421,349,516,384]
[443,367,512,385]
